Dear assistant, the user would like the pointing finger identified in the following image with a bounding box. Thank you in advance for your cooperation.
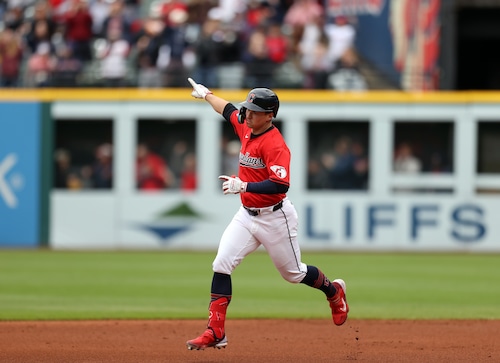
[187,77,197,88]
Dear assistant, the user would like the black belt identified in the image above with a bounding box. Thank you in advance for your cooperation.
[244,201,283,216]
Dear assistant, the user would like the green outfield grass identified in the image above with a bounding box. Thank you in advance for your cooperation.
[0,250,499,321]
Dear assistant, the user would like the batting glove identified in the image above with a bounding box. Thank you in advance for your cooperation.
[218,175,247,194]
[188,77,213,99]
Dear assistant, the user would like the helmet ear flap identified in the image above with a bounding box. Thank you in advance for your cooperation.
[238,107,247,124]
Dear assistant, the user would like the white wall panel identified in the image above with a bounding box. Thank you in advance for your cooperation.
[50,100,500,251]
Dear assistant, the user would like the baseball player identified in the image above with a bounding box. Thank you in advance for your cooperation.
[186,78,349,350]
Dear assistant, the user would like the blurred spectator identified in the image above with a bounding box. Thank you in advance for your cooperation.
[100,0,132,43]
[136,142,172,190]
[95,27,130,87]
[0,0,368,89]
[54,148,73,188]
[53,146,107,190]
[66,171,84,189]
[122,0,139,24]
[266,21,288,63]
[245,0,275,31]
[167,139,190,186]
[208,0,246,24]
[328,47,367,91]
[243,25,274,88]
[324,16,355,70]
[328,136,357,189]
[307,158,329,189]
[208,16,241,64]
[25,2,57,55]
[25,42,55,87]
[180,152,197,190]
[133,14,166,88]
[191,17,221,88]
[160,4,191,87]
[268,0,292,24]
[298,13,331,89]
[159,0,188,27]
[429,151,450,173]
[49,0,71,23]
[88,0,111,36]
[136,51,161,88]
[351,139,369,189]
[307,134,369,190]
[91,142,113,188]
[50,42,83,86]
[394,142,422,173]
[79,165,94,188]
[283,0,323,54]
[63,0,93,62]
[394,123,453,173]
[2,7,24,31]
[196,9,244,88]
[186,0,216,24]
[0,27,24,87]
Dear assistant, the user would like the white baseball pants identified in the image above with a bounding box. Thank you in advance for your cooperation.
[213,198,308,283]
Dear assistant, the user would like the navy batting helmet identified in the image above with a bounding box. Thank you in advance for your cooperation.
[239,88,279,118]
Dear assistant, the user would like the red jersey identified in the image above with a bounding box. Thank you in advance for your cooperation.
[228,108,290,208]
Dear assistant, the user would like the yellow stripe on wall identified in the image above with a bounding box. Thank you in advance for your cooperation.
[1,88,500,103]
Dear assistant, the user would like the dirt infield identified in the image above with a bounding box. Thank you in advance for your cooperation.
[0,319,498,362]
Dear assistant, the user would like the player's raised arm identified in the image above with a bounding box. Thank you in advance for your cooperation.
[188,77,228,115]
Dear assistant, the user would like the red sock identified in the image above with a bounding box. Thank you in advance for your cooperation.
[207,295,230,339]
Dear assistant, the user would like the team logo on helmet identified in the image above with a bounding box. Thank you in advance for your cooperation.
[270,165,287,179]
[248,93,256,103]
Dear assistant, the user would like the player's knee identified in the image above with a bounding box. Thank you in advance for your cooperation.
[212,257,234,275]
[280,270,305,284]
[278,262,307,284]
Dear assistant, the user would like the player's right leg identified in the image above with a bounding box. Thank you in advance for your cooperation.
[187,209,259,350]
[186,273,231,350]
[186,329,228,350]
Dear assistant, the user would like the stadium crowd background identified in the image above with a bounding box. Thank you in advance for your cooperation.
[1,0,453,192]
[0,0,368,90]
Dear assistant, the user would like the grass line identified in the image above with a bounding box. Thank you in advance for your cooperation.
[0,250,499,320]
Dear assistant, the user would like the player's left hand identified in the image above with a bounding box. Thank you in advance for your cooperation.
[218,175,247,194]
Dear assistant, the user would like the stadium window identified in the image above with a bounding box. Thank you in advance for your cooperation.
[53,119,113,190]
[393,122,454,174]
[307,121,370,191]
[477,121,500,174]
[137,119,197,191]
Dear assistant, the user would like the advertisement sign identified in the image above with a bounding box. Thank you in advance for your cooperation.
[0,103,41,247]
[49,98,500,252]
[331,0,441,90]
